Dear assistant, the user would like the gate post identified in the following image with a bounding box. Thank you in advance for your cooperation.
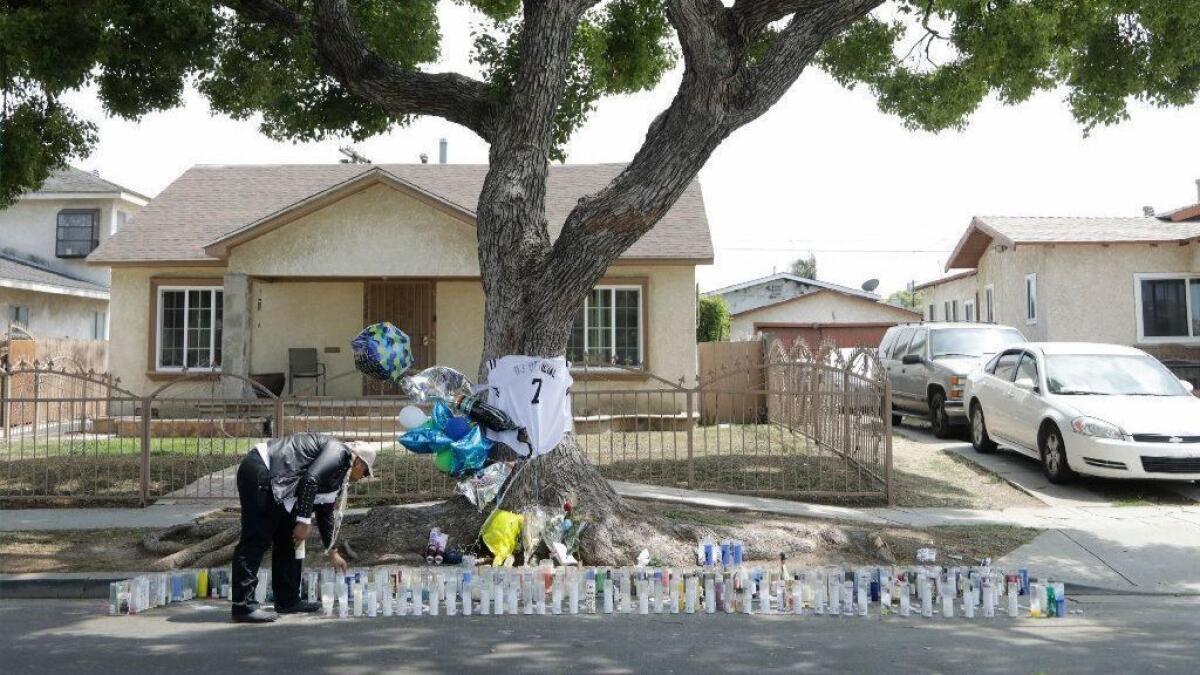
[140,396,151,507]
[1,370,9,441]
[842,370,853,462]
[685,389,695,489]
[883,378,894,505]
[274,397,285,440]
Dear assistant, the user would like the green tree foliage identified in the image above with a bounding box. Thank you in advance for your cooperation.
[789,253,818,280]
[885,288,922,310]
[3,0,1200,205]
[696,294,730,343]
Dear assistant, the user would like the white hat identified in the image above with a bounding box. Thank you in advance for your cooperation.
[347,441,377,477]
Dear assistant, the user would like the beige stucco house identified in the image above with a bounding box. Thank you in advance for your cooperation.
[88,164,712,402]
[915,180,1200,376]
[1,167,147,340]
[704,272,921,347]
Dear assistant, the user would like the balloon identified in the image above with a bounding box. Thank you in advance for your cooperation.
[443,416,470,441]
[351,323,414,382]
[402,366,473,403]
[433,448,455,474]
[399,405,428,430]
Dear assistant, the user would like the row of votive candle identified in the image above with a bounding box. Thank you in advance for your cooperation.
[291,564,1066,619]
[109,568,232,615]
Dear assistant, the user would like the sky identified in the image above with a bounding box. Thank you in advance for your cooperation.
[62,2,1200,298]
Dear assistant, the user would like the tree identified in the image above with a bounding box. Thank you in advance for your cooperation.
[789,253,818,280]
[885,288,922,310]
[697,294,730,342]
[4,0,1200,563]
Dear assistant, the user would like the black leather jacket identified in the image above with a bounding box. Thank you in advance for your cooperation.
[263,433,352,548]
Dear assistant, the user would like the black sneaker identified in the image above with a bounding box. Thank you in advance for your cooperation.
[232,608,279,623]
[276,600,321,614]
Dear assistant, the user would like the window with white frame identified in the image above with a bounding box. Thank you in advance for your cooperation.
[951,299,960,322]
[927,304,936,321]
[1024,273,1038,325]
[157,287,223,370]
[10,305,30,328]
[943,301,951,322]
[964,299,976,323]
[1136,274,1200,342]
[566,285,643,367]
[984,285,995,323]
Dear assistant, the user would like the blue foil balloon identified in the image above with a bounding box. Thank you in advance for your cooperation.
[351,322,414,383]
[398,424,453,454]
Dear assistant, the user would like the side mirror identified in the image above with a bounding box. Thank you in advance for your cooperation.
[901,354,923,366]
[1180,379,1195,393]
[1014,377,1038,393]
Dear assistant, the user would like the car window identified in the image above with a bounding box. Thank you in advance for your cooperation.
[1045,354,1189,396]
[878,329,898,357]
[887,328,914,359]
[992,351,1022,382]
[929,327,1026,358]
[1015,353,1038,385]
[906,328,928,358]
[984,353,1001,373]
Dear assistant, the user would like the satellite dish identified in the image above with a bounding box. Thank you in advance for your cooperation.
[861,278,880,292]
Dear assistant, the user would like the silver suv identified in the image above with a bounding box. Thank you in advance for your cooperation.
[879,322,1025,437]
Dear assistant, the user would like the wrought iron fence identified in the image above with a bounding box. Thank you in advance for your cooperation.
[0,341,891,506]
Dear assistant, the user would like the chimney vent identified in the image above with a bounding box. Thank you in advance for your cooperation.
[1195,178,1200,202]
[439,138,448,164]
[1143,205,1155,216]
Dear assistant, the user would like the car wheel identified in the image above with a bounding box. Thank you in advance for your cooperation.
[970,404,997,453]
[930,391,953,439]
[1040,425,1076,484]
[892,413,903,426]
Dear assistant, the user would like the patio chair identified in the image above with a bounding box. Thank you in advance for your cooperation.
[288,348,326,395]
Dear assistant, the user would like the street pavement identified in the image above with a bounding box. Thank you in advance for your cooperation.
[3,596,1198,674]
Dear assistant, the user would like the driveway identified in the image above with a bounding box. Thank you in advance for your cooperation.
[892,422,1200,508]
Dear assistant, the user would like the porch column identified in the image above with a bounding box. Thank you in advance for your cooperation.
[222,272,252,396]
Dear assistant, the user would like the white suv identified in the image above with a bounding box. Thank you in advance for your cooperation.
[966,342,1200,483]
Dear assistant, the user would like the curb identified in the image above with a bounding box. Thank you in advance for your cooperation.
[1,572,142,600]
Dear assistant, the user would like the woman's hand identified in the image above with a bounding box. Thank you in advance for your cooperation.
[292,522,312,546]
[329,549,348,574]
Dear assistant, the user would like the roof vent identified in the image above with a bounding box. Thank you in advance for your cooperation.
[1143,205,1155,216]
[419,153,429,164]
[91,169,101,176]
[1195,178,1199,202]
[439,138,448,164]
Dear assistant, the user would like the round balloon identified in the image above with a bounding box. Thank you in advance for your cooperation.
[351,322,414,382]
[433,448,454,474]
[398,405,428,430]
[443,416,470,441]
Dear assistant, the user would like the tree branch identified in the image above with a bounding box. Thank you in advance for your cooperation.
[542,0,882,319]
[222,0,500,141]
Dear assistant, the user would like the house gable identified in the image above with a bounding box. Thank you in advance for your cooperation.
[225,182,480,277]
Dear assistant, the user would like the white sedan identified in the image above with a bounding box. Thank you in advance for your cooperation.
[965,342,1200,483]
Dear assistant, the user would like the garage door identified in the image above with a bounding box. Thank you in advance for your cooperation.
[756,323,895,350]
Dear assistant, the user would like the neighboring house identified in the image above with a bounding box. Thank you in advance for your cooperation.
[915,270,980,323]
[88,164,712,400]
[703,272,921,347]
[914,179,1200,371]
[0,167,148,340]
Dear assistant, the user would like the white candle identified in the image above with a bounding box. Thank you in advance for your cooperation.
[704,575,715,614]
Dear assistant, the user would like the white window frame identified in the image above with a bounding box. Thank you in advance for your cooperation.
[951,299,960,322]
[984,284,995,323]
[92,310,108,340]
[10,305,31,328]
[943,301,951,323]
[964,299,976,323]
[927,304,936,321]
[1024,273,1038,325]
[1134,272,1200,344]
[568,284,645,368]
[155,286,223,371]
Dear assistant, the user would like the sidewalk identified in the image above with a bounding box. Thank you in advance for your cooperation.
[4,482,1199,594]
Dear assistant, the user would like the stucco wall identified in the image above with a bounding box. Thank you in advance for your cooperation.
[976,242,1194,345]
[718,278,816,315]
[1,197,137,286]
[0,287,108,340]
[729,291,919,341]
[435,281,486,381]
[918,274,978,323]
[226,184,479,277]
[108,266,226,396]
[249,281,364,397]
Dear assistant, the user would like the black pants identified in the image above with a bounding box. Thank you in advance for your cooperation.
[231,451,302,615]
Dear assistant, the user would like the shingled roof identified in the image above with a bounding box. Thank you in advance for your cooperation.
[89,164,713,264]
[33,166,149,201]
[0,252,109,297]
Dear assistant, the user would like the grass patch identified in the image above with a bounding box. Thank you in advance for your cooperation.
[661,508,740,528]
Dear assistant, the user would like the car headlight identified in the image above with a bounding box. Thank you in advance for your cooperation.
[1070,416,1127,441]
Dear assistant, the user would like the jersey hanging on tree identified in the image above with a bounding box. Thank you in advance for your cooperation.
[484,356,573,457]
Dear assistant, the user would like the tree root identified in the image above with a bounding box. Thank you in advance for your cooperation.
[150,525,240,571]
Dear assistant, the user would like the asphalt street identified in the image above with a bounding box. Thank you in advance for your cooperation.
[3,595,1198,674]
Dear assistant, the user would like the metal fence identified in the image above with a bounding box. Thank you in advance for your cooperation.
[0,342,891,506]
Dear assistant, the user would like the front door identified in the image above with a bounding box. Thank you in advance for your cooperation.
[363,281,435,396]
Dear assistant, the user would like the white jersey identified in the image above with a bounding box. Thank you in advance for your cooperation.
[484,355,573,457]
